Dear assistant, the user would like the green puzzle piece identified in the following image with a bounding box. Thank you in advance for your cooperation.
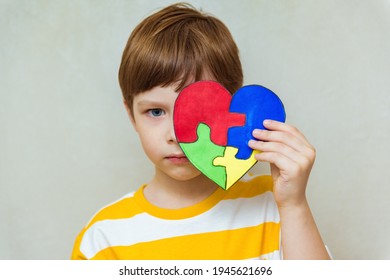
[179,123,227,188]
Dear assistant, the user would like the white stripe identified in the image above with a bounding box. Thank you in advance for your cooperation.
[80,191,279,259]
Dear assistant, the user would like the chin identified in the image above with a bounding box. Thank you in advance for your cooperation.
[168,170,202,182]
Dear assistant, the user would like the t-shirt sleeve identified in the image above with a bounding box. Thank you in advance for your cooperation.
[70,230,88,260]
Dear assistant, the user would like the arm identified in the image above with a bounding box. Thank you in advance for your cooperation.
[248,120,330,259]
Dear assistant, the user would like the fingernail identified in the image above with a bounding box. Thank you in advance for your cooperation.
[252,129,261,137]
[263,119,272,125]
[248,139,256,146]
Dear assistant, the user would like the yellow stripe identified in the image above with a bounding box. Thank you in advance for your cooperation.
[135,185,227,220]
[71,232,88,259]
[224,175,273,200]
[91,221,280,260]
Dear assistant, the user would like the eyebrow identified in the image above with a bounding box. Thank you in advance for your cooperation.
[136,100,167,108]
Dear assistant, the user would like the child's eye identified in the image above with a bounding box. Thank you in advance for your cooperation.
[148,108,165,117]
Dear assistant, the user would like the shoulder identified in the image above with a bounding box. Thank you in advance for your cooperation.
[71,188,143,259]
[84,189,141,228]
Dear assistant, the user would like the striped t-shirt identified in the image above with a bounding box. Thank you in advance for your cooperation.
[71,175,281,260]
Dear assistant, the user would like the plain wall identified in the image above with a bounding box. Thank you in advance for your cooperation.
[1,0,389,259]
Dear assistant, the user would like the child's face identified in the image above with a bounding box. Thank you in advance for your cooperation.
[129,84,202,182]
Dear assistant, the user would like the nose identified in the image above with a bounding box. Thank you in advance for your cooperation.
[167,117,177,144]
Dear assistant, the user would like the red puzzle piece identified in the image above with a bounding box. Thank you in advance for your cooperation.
[174,81,246,146]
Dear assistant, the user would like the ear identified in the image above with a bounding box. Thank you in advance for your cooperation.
[123,99,137,131]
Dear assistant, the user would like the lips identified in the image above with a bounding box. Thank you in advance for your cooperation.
[166,154,189,163]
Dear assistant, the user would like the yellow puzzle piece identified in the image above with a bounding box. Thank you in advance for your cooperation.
[213,147,259,190]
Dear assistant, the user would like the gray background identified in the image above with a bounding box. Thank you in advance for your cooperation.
[1,0,389,259]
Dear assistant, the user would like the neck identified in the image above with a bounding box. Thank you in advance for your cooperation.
[144,168,218,209]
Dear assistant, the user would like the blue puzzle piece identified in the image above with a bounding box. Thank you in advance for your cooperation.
[227,85,286,160]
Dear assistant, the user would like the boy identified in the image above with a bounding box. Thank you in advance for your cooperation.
[71,3,330,260]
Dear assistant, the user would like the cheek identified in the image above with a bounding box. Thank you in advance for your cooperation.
[137,130,161,159]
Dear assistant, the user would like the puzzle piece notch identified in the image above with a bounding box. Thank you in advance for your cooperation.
[174,81,246,146]
[213,146,259,190]
[227,85,286,160]
[179,123,227,189]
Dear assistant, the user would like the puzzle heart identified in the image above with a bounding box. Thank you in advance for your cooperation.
[173,81,286,190]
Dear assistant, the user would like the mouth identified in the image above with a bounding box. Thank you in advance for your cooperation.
[166,154,189,164]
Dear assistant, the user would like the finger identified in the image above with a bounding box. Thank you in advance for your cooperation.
[263,120,310,144]
[249,139,313,169]
[255,151,302,178]
[252,128,308,153]
[249,139,297,162]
